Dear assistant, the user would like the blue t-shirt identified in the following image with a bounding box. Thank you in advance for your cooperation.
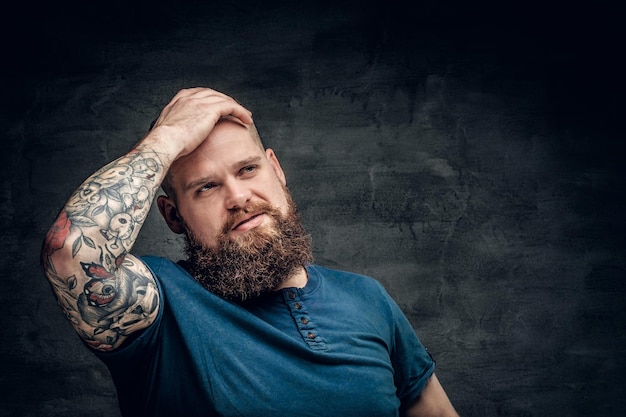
[95,256,435,416]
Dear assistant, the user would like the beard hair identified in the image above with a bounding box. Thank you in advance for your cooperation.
[180,191,313,302]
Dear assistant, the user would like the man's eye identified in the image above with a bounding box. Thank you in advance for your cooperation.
[241,165,257,174]
[199,183,216,192]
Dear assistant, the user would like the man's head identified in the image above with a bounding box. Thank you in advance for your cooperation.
[156,117,312,301]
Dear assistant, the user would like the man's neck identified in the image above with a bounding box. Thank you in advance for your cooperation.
[274,265,308,290]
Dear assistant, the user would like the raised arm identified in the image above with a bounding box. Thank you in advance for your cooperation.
[41,87,253,351]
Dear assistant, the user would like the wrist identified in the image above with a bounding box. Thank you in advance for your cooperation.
[136,125,184,166]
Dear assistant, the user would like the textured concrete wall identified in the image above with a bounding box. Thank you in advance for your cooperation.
[2,1,624,416]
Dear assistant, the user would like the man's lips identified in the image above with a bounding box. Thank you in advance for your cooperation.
[231,213,266,232]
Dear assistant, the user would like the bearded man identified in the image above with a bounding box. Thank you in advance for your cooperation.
[42,87,458,417]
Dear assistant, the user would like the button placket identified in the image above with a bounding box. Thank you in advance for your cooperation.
[281,288,327,351]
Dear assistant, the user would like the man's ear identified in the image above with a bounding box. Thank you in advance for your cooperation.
[157,195,185,234]
[265,148,286,186]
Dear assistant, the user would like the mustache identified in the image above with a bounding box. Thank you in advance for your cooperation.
[221,202,283,234]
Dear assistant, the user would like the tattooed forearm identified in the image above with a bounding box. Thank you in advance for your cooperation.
[42,147,165,351]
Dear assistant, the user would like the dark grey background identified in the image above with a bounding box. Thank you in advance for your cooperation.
[2,1,624,416]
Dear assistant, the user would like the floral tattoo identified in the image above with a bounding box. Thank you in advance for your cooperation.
[42,149,163,351]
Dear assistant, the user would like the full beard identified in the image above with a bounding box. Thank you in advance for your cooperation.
[180,193,313,302]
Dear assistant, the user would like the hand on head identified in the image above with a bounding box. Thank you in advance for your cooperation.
[147,87,253,162]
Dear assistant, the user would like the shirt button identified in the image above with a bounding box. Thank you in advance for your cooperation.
[293,302,302,310]
[300,317,309,325]
[288,291,296,299]
[307,332,316,339]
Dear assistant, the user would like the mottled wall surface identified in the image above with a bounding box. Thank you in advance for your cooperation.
[2,1,624,416]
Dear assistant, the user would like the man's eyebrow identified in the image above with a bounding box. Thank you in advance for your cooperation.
[184,175,214,192]
[237,156,262,168]
[183,156,263,192]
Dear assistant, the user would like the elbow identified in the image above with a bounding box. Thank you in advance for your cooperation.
[41,209,74,273]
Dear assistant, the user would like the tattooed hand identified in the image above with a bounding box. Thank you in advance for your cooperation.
[41,87,250,351]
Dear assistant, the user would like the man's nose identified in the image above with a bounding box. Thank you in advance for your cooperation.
[224,179,252,210]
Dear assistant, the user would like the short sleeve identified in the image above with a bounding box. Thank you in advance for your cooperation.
[384,289,436,412]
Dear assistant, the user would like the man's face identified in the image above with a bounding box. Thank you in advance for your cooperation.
[159,119,312,301]
[164,119,290,248]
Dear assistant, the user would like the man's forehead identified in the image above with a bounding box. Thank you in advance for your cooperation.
[172,133,262,186]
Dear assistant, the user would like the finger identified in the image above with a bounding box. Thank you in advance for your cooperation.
[156,88,253,129]
[228,103,253,124]
[173,87,231,102]
[157,89,228,122]
[198,99,253,126]
[186,91,253,124]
